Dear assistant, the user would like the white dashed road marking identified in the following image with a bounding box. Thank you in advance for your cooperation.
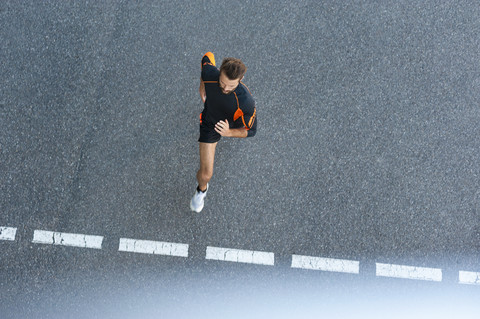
[2,225,478,286]
[32,230,103,249]
[376,262,442,282]
[119,238,189,257]
[291,254,360,274]
[0,227,17,241]
[459,271,480,285]
[206,246,275,266]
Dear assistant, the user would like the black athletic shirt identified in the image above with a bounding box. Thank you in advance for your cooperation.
[200,52,257,137]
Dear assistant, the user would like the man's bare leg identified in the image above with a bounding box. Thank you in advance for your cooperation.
[196,142,217,191]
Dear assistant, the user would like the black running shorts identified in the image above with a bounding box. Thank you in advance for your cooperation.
[198,124,221,143]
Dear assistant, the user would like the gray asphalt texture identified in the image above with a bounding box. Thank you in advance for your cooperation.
[1,0,480,318]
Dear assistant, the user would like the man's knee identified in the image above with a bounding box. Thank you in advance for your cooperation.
[198,169,213,182]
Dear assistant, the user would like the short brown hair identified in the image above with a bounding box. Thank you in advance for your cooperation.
[220,58,247,80]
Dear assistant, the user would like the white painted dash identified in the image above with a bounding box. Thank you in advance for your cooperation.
[459,271,480,285]
[291,255,359,274]
[376,263,442,282]
[0,227,17,241]
[32,230,103,249]
[206,246,274,266]
[119,238,188,257]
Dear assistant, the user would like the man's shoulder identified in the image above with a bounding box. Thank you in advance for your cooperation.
[236,82,255,108]
[201,52,219,81]
[202,64,219,81]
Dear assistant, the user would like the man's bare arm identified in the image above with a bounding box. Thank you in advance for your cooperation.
[214,120,248,138]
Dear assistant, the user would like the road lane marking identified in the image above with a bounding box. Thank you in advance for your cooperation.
[32,230,103,249]
[119,238,188,257]
[0,227,17,241]
[2,225,477,287]
[291,254,359,274]
[206,246,274,266]
[459,271,480,285]
[376,263,442,282]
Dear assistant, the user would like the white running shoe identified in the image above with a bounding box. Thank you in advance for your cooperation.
[190,184,208,213]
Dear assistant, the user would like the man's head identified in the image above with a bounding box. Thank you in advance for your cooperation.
[219,58,247,94]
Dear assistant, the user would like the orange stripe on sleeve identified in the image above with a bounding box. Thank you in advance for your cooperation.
[241,116,249,130]
[248,108,256,127]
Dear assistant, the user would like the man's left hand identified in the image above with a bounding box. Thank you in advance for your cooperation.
[214,119,231,137]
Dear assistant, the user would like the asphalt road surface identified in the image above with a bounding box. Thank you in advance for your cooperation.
[1,1,480,318]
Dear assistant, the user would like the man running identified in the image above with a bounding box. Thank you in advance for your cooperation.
[190,52,257,213]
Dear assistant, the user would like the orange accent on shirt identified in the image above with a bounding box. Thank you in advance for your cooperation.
[233,91,255,130]
[203,52,216,67]
[248,108,256,127]
[233,108,244,122]
[233,92,240,107]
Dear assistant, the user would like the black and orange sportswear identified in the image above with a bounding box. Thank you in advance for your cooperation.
[198,52,257,143]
